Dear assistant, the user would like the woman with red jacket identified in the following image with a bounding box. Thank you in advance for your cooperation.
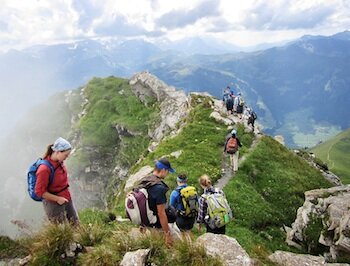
[35,137,79,225]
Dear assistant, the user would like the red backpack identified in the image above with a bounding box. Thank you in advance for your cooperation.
[226,137,238,154]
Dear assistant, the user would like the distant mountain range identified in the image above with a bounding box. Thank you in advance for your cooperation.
[1,31,350,146]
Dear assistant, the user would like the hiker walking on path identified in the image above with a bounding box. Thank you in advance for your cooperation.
[224,130,242,172]
[197,175,232,235]
[170,174,198,232]
[34,137,79,226]
[137,158,176,247]
[246,107,257,132]
[222,87,234,115]
[234,92,244,119]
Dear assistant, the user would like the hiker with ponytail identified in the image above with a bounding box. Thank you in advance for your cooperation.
[35,137,79,225]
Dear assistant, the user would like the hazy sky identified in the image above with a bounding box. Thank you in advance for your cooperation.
[1,0,350,51]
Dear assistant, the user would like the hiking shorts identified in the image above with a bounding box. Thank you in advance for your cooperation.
[43,199,79,226]
[176,216,195,231]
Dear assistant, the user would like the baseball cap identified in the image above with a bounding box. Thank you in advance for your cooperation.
[155,158,175,173]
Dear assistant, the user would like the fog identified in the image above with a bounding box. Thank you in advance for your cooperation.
[0,86,75,237]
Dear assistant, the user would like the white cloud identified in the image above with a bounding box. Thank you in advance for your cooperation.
[0,0,349,51]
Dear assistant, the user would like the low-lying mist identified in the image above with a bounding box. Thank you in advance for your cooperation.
[0,92,77,237]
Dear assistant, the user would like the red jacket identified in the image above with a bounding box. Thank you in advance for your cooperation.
[34,156,71,201]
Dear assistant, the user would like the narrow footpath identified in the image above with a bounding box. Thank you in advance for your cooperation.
[216,133,262,190]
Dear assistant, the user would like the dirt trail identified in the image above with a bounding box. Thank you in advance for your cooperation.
[216,133,262,190]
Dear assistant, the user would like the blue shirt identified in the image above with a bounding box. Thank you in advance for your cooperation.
[170,184,187,211]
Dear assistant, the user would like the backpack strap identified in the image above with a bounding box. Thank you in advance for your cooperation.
[38,160,69,194]
[38,159,55,185]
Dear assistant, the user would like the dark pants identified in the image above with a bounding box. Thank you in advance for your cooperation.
[206,224,226,234]
[43,200,79,226]
[176,216,195,231]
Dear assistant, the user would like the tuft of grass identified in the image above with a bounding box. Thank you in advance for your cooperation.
[25,223,75,266]
[0,235,28,259]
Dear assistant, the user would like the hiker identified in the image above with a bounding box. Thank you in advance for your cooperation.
[34,137,79,226]
[136,158,176,247]
[169,174,197,232]
[246,107,257,132]
[222,87,234,115]
[197,175,232,234]
[234,92,244,119]
[224,129,242,172]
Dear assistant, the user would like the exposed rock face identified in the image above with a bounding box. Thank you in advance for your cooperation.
[287,185,350,262]
[196,233,252,266]
[130,71,190,141]
[269,250,326,266]
[124,166,153,192]
[120,249,150,266]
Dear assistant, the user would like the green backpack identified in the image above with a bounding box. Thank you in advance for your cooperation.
[203,189,233,229]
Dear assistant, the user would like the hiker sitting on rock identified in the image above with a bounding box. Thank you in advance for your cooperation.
[170,174,198,232]
[224,130,242,172]
[197,175,232,235]
[136,158,176,247]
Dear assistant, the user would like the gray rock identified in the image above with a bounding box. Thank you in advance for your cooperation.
[124,166,153,192]
[170,150,182,159]
[120,248,150,266]
[130,72,189,142]
[269,251,325,266]
[209,111,233,126]
[196,233,252,266]
[287,185,350,262]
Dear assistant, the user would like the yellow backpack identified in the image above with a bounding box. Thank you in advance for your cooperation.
[178,186,198,218]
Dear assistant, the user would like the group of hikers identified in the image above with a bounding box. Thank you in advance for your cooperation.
[125,158,233,247]
[28,86,254,247]
[222,85,257,132]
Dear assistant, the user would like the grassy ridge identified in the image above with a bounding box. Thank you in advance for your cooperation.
[310,128,350,184]
[224,136,332,263]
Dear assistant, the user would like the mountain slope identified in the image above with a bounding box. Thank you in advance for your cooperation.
[310,128,350,184]
[0,74,334,265]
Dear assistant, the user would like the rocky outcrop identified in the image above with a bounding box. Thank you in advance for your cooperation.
[196,233,253,266]
[287,185,350,262]
[120,249,150,266]
[294,150,342,186]
[124,166,153,192]
[269,250,350,266]
[130,71,190,142]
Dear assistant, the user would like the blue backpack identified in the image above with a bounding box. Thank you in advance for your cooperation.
[27,159,55,201]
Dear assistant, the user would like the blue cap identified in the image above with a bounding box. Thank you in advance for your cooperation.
[155,159,175,173]
[52,137,72,152]
[231,129,237,135]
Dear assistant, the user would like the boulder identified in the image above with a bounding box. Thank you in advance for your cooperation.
[130,72,189,142]
[209,111,233,126]
[124,166,153,192]
[120,248,150,266]
[269,250,325,266]
[287,185,350,262]
[196,233,252,266]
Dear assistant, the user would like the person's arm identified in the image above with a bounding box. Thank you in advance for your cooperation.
[35,165,68,205]
[169,190,177,208]
[224,138,229,152]
[157,204,172,247]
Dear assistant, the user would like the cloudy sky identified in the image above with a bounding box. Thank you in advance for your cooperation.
[1,0,349,51]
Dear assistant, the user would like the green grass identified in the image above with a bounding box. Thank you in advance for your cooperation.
[310,128,350,184]
[223,136,332,262]
[0,236,28,259]
[113,94,254,213]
